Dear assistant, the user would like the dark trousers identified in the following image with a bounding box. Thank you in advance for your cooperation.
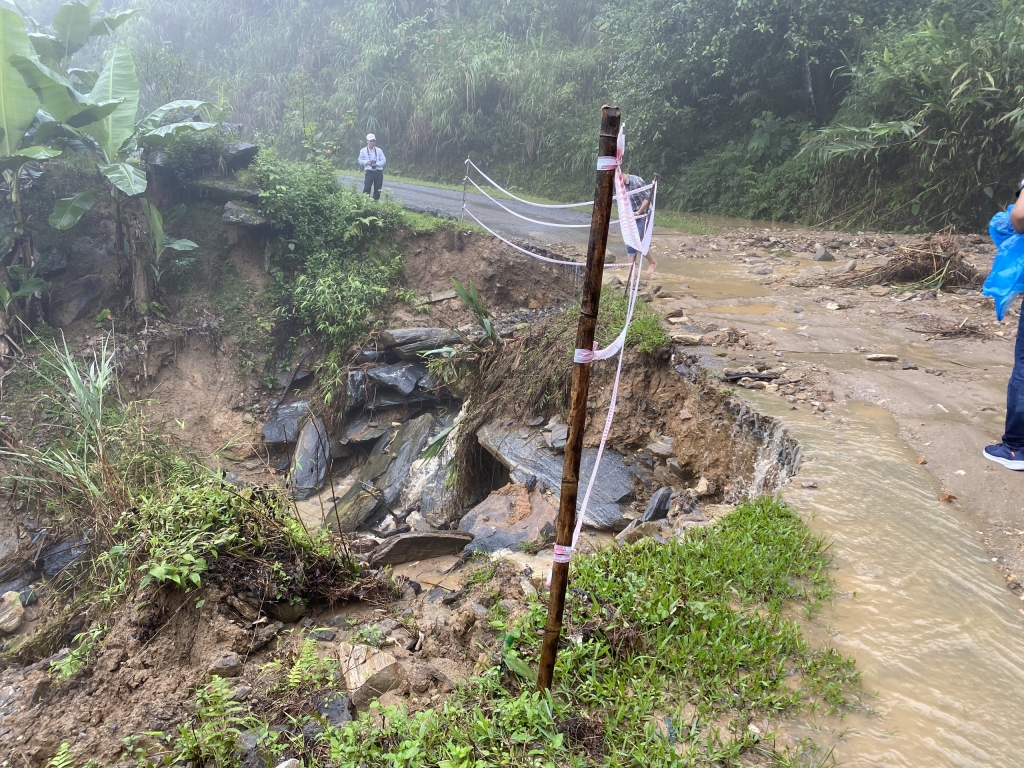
[627,215,647,258]
[1003,303,1024,448]
[363,169,384,200]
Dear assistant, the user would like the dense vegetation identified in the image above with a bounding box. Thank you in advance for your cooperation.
[11,0,1019,231]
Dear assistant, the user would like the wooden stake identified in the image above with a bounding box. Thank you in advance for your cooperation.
[537,105,620,692]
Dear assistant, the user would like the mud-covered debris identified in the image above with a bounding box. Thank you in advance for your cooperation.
[460,486,557,552]
[865,353,899,362]
[250,621,284,652]
[671,332,703,345]
[646,438,674,459]
[227,595,261,622]
[616,520,669,545]
[0,591,24,634]
[268,601,305,623]
[368,531,474,566]
[337,642,407,706]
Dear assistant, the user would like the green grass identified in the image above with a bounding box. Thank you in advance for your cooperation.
[121,498,858,768]
[598,287,672,354]
[654,209,721,236]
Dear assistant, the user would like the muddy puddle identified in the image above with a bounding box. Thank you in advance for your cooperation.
[747,394,1024,767]
[652,257,769,300]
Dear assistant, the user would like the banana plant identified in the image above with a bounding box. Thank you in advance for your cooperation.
[22,0,139,76]
[141,200,197,285]
[37,42,216,312]
[0,4,123,346]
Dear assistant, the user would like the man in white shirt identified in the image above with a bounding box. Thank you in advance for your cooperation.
[358,134,386,200]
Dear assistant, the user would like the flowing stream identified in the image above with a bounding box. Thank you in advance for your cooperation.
[751,395,1024,767]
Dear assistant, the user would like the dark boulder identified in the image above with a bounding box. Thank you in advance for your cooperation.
[261,400,310,445]
[340,411,390,445]
[290,416,330,500]
[640,487,673,523]
[224,142,259,171]
[477,420,636,530]
[346,370,366,411]
[367,362,428,396]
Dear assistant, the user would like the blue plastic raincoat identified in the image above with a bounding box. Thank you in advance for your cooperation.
[983,210,1024,320]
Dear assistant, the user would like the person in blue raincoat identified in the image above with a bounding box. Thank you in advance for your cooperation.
[984,179,1024,469]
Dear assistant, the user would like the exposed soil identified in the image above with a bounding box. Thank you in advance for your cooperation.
[7,208,1020,765]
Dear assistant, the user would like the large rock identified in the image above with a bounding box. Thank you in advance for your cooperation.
[290,416,330,500]
[346,370,367,411]
[48,276,105,327]
[459,487,557,552]
[187,177,262,203]
[477,421,636,530]
[224,142,259,171]
[368,390,437,410]
[640,487,673,523]
[368,531,474,566]
[340,411,389,445]
[366,362,428,396]
[329,414,435,532]
[41,535,87,577]
[379,328,461,360]
[337,643,407,706]
[261,401,310,445]
[223,200,268,227]
[0,592,24,634]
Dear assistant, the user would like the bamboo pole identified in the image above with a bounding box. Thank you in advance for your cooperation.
[537,105,620,692]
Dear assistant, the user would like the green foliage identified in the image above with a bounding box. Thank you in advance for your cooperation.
[49,624,107,680]
[300,498,859,766]
[597,287,671,355]
[253,152,406,379]
[163,127,229,180]
[282,638,338,691]
[802,3,1024,230]
[45,742,76,768]
[127,676,249,768]
[351,624,386,648]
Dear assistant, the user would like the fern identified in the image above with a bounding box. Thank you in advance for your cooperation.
[46,743,75,768]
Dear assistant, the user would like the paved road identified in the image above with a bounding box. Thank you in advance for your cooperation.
[340,175,600,250]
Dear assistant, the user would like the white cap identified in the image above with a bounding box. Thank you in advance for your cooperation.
[366,133,376,141]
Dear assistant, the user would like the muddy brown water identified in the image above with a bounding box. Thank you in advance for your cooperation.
[748,396,1024,767]
[650,246,1024,766]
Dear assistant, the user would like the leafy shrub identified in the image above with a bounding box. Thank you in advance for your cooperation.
[253,152,406,375]
[163,128,230,181]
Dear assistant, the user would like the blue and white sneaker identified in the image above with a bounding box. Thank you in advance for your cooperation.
[983,443,1024,470]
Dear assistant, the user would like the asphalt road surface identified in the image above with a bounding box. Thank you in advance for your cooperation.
[339,175,605,251]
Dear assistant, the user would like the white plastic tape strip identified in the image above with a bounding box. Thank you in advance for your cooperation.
[467,158,595,209]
